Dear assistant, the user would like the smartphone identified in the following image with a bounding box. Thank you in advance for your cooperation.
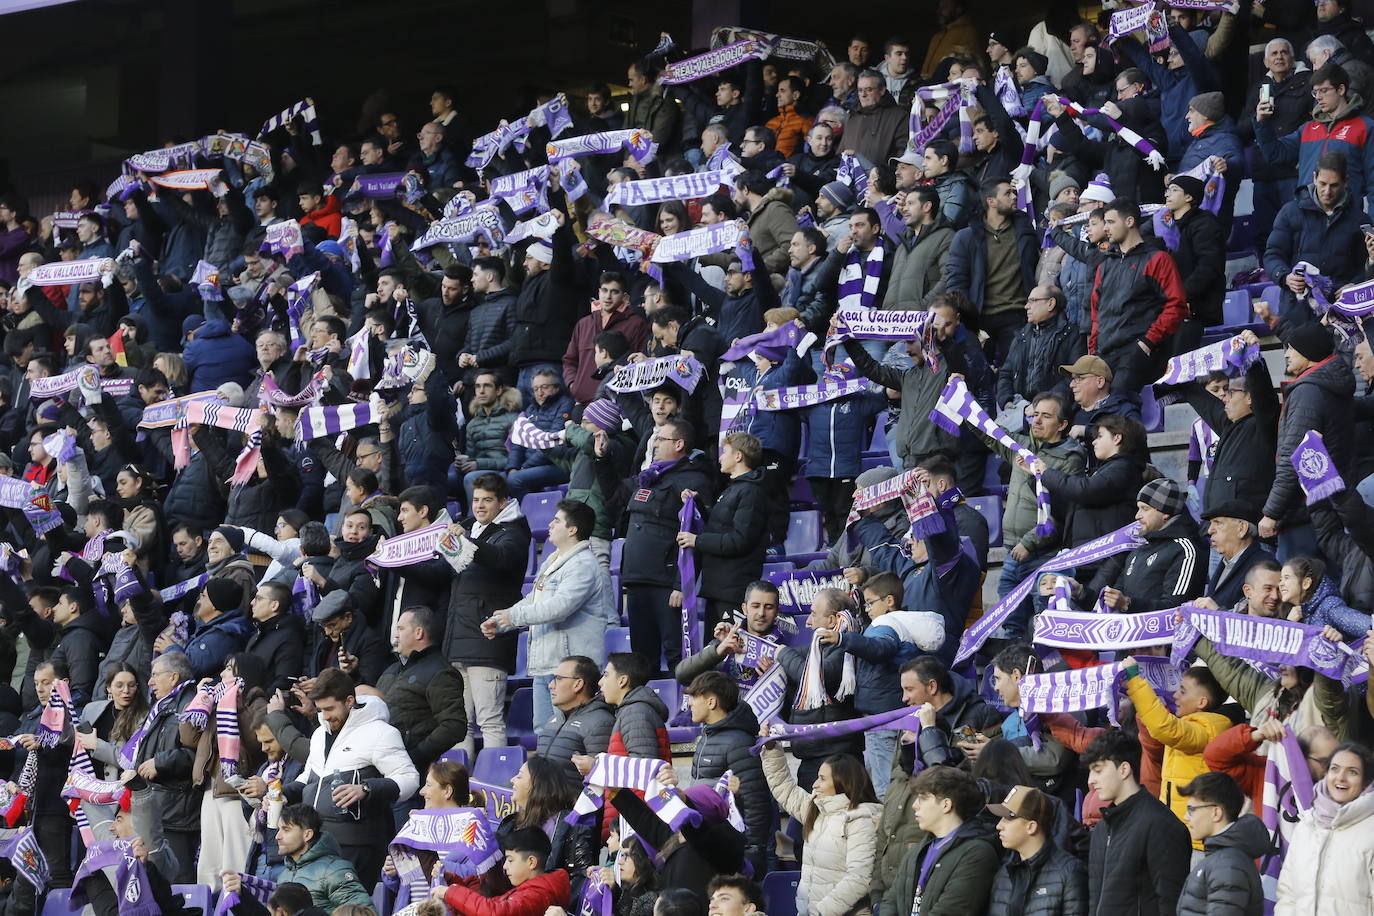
[1363,224,1374,239]
[1260,83,1271,104]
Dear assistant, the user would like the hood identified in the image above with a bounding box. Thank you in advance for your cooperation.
[1145,512,1201,542]
[198,609,253,640]
[1289,353,1356,397]
[620,684,669,721]
[471,386,522,416]
[1205,813,1273,858]
[316,693,391,735]
[1107,235,1167,260]
[306,196,342,220]
[703,700,760,737]
[1315,92,1365,124]
[196,318,234,339]
[65,611,105,636]
[752,186,795,212]
[943,670,981,717]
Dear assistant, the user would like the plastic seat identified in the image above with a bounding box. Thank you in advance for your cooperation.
[868,415,888,452]
[604,626,632,657]
[788,476,818,508]
[507,687,539,750]
[1221,289,1252,327]
[859,453,887,473]
[966,495,1003,548]
[472,745,527,785]
[784,550,828,567]
[647,678,682,715]
[610,538,625,571]
[509,631,531,688]
[520,491,561,541]
[783,511,823,556]
[40,890,72,916]
[172,886,216,916]
[761,561,795,579]
[762,871,802,916]
[372,881,394,916]
[438,747,470,769]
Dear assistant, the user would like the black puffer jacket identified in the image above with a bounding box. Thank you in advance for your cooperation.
[1264,353,1356,524]
[244,611,307,694]
[690,702,771,859]
[376,644,468,771]
[319,536,383,626]
[1040,452,1147,548]
[1175,813,1269,916]
[1169,205,1228,327]
[536,696,614,763]
[1088,513,1207,612]
[784,248,842,333]
[461,286,517,382]
[1087,788,1190,916]
[988,839,1089,916]
[136,680,200,830]
[50,611,104,705]
[996,312,1084,409]
[442,508,531,672]
[619,453,716,590]
[775,640,861,767]
[307,616,390,686]
[510,212,579,367]
[1179,358,1278,522]
[695,468,769,603]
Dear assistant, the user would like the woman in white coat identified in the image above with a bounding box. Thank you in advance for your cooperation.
[762,746,882,916]
[1276,742,1374,915]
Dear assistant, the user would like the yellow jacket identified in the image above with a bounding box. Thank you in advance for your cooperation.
[1124,673,1232,848]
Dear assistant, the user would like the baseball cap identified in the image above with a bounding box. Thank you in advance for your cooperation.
[987,785,1055,827]
[1059,355,1113,381]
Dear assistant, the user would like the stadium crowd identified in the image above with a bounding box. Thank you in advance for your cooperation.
[6,0,1374,914]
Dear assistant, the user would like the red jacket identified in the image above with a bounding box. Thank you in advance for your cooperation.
[562,305,650,404]
[443,869,571,916]
[1087,237,1189,355]
[1041,712,1164,826]
[300,196,342,239]
[1203,722,1265,804]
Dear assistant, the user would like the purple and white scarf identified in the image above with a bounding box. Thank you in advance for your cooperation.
[125,139,202,173]
[577,873,615,916]
[911,79,977,153]
[568,754,698,832]
[1105,3,1170,50]
[752,374,869,411]
[650,220,744,264]
[489,167,549,215]
[1033,608,1178,650]
[1020,655,1181,725]
[118,681,191,769]
[159,572,208,604]
[389,807,501,909]
[28,363,111,408]
[213,874,277,916]
[837,246,886,312]
[1259,724,1314,906]
[845,468,944,540]
[350,173,404,200]
[608,169,737,207]
[767,568,847,615]
[678,496,704,662]
[0,828,48,893]
[69,839,157,916]
[258,98,321,144]
[661,37,773,85]
[27,258,108,287]
[1172,605,1366,682]
[1153,333,1259,388]
[260,370,326,409]
[1292,429,1346,504]
[547,129,657,166]
[508,413,566,450]
[956,523,1146,664]
[368,520,449,569]
[295,399,380,441]
[41,429,77,464]
[150,168,221,191]
[742,662,789,727]
[752,704,921,754]
[721,321,817,362]
[529,94,574,139]
[410,207,503,251]
[709,26,833,67]
[930,376,1053,537]
[261,219,303,259]
[836,154,869,199]
[824,306,937,368]
[738,631,783,669]
[606,355,704,394]
[504,211,561,246]
[994,67,1027,118]
[466,119,531,171]
[50,209,93,230]
[191,259,223,302]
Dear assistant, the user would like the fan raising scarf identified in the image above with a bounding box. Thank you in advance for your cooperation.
[911,79,977,153]
[547,129,657,165]
[606,355,704,394]
[750,370,869,412]
[294,398,380,441]
[1291,430,1346,504]
[824,306,938,370]
[213,874,277,916]
[1152,333,1259,389]
[1033,608,1178,650]
[171,399,265,484]
[795,610,858,711]
[1019,655,1182,725]
[258,99,321,144]
[845,467,946,541]
[930,376,1053,537]
[607,169,739,207]
[389,807,500,909]
[651,220,750,265]
[68,838,158,916]
[751,704,921,754]
[567,755,699,832]
[678,496,704,663]
[956,523,1146,664]
[837,245,886,312]
[508,414,566,450]
[1259,724,1315,906]
[1172,605,1368,683]
[1105,2,1171,51]
[661,36,774,84]
[119,681,190,769]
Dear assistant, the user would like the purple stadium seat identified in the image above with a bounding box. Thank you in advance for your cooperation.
[472,745,526,786]
[605,626,632,656]
[762,561,796,579]
[1139,385,1164,433]
[763,871,801,916]
[647,678,681,714]
[439,748,470,769]
[172,886,217,916]
[966,495,1002,547]
[507,687,538,750]
[510,631,531,687]
[520,491,561,541]
[784,511,823,556]
[868,416,889,453]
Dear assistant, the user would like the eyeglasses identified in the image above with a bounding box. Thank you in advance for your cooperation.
[1313,85,1340,97]
[355,450,379,460]
[1026,296,1054,304]
[550,674,581,683]
[863,597,883,607]
[380,118,399,127]
[1185,803,1218,815]
[1308,754,1333,770]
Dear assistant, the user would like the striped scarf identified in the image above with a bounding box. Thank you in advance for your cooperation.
[568,754,698,833]
[214,874,277,916]
[836,245,884,312]
[795,610,857,711]
[295,399,380,441]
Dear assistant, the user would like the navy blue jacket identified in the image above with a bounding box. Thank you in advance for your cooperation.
[1177,119,1247,227]
[1117,24,1219,163]
[183,319,256,392]
[804,390,888,478]
[903,496,981,665]
[131,256,195,351]
[508,392,576,471]
[736,351,816,456]
[945,211,1039,313]
[1263,187,1372,323]
[172,610,254,679]
[396,371,457,490]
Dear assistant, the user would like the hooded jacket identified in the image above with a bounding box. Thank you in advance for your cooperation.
[883,216,955,311]
[1180,358,1279,522]
[1177,118,1246,225]
[608,684,671,761]
[465,387,522,470]
[175,609,254,679]
[1265,352,1356,523]
[1175,813,1269,916]
[620,452,716,590]
[505,541,617,675]
[508,390,576,472]
[182,318,256,392]
[692,703,771,857]
[1087,787,1191,916]
[1263,185,1372,323]
[1256,92,1374,217]
[746,187,801,275]
[278,830,375,911]
[1117,24,1219,164]
[883,819,1000,916]
[1088,513,1208,612]
[1275,780,1374,915]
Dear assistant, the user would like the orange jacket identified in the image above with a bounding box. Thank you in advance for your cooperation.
[767,106,814,158]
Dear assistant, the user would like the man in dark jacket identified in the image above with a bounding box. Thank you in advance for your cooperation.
[1261,322,1355,544]
[458,256,517,390]
[671,63,762,147]
[1201,503,1273,612]
[48,587,103,705]
[510,206,580,403]
[674,581,797,693]
[1237,40,1313,253]
[987,785,1088,915]
[845,73,909,165]
[505,370,576,498]
[781,227,841,334]
[1175,334,1279,521]
[996,286,1083,412]
[376,606,467,777]
[168,577,253,680]
[663,254,772,350]
[395,369,457,491]
[536,655,614,763]
[1314,0,1374,65]
[1175,772,1268,915]
[246,581,307,693]
[183,317,256,393]
[378,485,453,640]
[599,651,671,762]
[677,431,769,627]
[945,178,1039,357]
[1163,174,1227,328]
[302,510,382,626]
[437,472,531,756]
[414,263,475,389]
[1050,199,1189,392]
[136,652,201,884]
[1044,79,1168,204]
[1082,729,1190,915]
[307,591,389,687]
[620,417,715,673]
[684,672,772,876]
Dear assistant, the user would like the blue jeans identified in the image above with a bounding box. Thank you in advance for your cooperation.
[865,729,899,799]
[508,464,568,500]
[996,549,1051,640]
[533,674,554,731]
[516,363,561,407]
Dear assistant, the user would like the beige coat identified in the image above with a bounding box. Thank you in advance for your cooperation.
[762,746,881,916]
[1276,787,1374,915]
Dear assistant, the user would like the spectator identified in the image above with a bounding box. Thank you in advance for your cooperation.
[245,581,307,693]
[375,605,468,778]
[843,72,909,167]
[458,257,517,389]
[458,371,521,507]
[1174,772,1268,915]
[1199,505,1272,611]
[226,803,373,911]
[734,170,800,277]
[986,784,1089,914]
[564,271,649,405]
[536,655,614,764]
[1280,556,1372,639]
[982,645,1076,794]
[945,177,1039,357]
[135,651,201,883]
[1276,741,1374,911]
[306,590,388,686]
[46,586,103,705]
[505,370,576,499]
[996,287,1084,412]
[882,186,954,312]
[600,651,671,763]
[1035,413,1148,548]
[546,398,636,564]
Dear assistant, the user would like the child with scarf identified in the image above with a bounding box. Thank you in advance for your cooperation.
[432,827,571,916]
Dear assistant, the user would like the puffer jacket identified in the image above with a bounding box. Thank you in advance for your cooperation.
[375,644,468,772]
[1117,24,1217,164]
[1087,787,1191,916]
[987,839,1089,916]
[1048,92,1168,204]
[694,467,769,602]
[1276,783,1374,915]
[464,388,522,469]
[607,685,670,761]
[1181,358,1279,523]
[804,390,889,479]
[173,609,254,679]
[277,831,375,911]
[1262,186,1371,323]
[762,744,882,916]
[1265,353,1356,523]
[442,501,531,672]
[882,217,954,310]
[838,611,942,715]
[1298,576,1373,640]
[1088,513,1207,612]
[511,215,579,367]
[505,541,617,674]
[692,703,771,859]
[136,680,200,830]
[1177,119,1246,226]
[1040,451,1146,548]
[1164,204,1228,326]
[536,696,614,763]
[462,285,517,380]
[1256,92,1374,218]
[397,371,457,489]
[746,187,801,276]
[1124,673,1232,842]
[783,248,843,333]
[732,352,816,457]
[979,430,1085,552]
[882,819,1000,916]
[1176,813,1268,916]
[995,311,1084,409]
[183,318,256,392]
[927,170,976,230]
[1056,229,1106,337]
